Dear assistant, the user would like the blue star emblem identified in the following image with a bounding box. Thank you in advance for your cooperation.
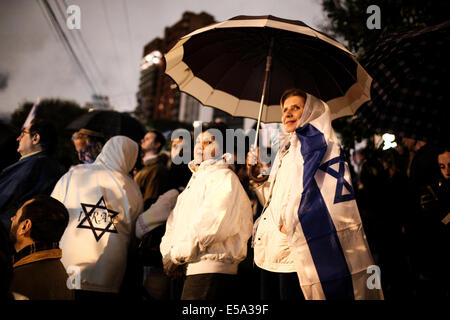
[319,150,355,204]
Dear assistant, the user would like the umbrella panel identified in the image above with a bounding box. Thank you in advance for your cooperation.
[358,22,449,143]
[67,111,121,137]
[67,111,146,142]
[182,27,358,107]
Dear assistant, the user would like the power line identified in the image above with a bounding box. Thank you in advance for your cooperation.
[122,0,137,70]
[39,0,98,96]
[36,0,60,44]
[55,0,105,95]
[38,0,94,95]
[108,91,136,98]
[122,0,138,110]
[101,0,134,109]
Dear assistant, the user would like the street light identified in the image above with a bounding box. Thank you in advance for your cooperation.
[141,50,162,70]
[382,133,397,150]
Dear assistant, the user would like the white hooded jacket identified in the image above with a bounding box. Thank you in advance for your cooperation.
[51,136,143,293]
[160,154,253,276]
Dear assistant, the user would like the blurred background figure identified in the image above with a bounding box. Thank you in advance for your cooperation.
[376,148,415,299]
[134,130,170,210]
[136,132,193,301]
[0,120,20,172]
[71,129,105,164]
[410,144,449,298]
[438,146,450,181]
[167,135,192,191]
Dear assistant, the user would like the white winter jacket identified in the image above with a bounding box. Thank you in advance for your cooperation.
[252,93,315,272]
[51,136,144,293]
[252,133,299,273]
[160,154,253,276]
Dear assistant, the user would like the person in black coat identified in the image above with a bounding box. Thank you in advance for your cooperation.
[0,119,65,229]
[411,144,449,298]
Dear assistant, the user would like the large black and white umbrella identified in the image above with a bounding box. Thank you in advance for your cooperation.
[358,20,450,144]
[164,15,372,146]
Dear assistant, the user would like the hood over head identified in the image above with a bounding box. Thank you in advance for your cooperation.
[278,93,328,150]
[95,135,138,173]
[297,93,327,128]
[272,93,333,178]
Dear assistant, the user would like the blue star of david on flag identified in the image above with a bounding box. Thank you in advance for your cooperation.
[319,150,355,204]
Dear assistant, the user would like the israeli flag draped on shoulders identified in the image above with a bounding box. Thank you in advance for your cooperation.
[282,93,383,300]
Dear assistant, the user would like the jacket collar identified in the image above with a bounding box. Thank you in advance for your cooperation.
[142,154,159,163]
[1,152,44,176]
[188,153,234,173]
[19,150,42,161]
[143,154,166,166]
[13,242,62,268]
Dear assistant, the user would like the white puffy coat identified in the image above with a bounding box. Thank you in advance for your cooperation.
[51,136,144,293]
[160,154,253,276]
[252,134,300,273]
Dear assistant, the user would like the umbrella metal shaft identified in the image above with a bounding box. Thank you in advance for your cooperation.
[254,37,274,150]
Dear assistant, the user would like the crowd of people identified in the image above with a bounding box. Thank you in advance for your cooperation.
[354,139,449,299]
[0,88,448,301]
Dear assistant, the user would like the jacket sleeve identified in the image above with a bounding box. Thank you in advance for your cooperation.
[136,189,179,239]
[169,170,249,264]
[160,205,176,262]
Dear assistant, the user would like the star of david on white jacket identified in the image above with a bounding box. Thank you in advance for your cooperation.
[51,136,143,293]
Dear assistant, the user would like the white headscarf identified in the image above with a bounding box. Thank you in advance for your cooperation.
[271,93,328,177]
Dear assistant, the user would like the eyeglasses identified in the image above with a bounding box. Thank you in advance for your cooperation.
[75,149,89,156]
[19,129,32,137]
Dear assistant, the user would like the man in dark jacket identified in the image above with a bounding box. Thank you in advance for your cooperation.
[9,195,73,300]
[134,130,170,210]
[411,144,449,298]
[0,120,65,229]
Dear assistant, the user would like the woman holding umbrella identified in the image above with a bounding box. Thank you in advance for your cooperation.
[248,88,383,300]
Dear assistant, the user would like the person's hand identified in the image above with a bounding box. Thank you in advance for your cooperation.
[246,146,261,176]
[247,145,259,166]
[163,259,185,279]
[247,146,268,184]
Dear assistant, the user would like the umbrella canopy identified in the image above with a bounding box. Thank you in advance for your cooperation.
[67,110,146,143]
[165,15,372,124]
[358,21,450,144]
